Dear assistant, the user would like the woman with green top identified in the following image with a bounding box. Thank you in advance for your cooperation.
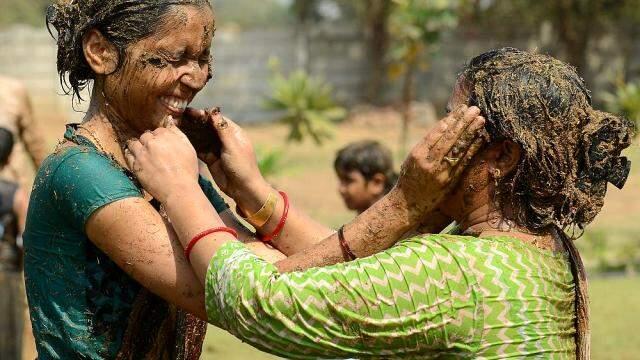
[126,48,633,359]
[24,1,480,358]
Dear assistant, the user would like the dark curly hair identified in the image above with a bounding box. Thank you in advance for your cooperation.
[46,0,212,101]
[334,140,398,194]
[462,47,634,233]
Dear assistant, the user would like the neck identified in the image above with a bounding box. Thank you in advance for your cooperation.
[79,89,139,168]
[456,202,511,234]
[455,199,562,251]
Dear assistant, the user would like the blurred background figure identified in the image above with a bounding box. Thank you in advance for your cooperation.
[334,140,397,214]
[0,128,32,360]
[0,75,48,185]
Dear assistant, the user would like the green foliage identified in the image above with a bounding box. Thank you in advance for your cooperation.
[602,79,640,135]
[264,59,346,145]
[255,146,284,180]
[387,0,458,77]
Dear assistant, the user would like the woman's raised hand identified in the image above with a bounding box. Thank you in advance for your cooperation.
[125,118,200,203]
[184,108,265,200]
[394,105,486,219]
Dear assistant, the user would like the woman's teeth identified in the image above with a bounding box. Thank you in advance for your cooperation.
[160,97,188,111]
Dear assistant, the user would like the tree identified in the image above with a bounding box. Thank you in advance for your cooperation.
[387,0,459,153]
[466,0,640,86]
[343,0,395,104]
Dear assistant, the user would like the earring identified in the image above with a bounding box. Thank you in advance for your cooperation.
[491,168,501,188]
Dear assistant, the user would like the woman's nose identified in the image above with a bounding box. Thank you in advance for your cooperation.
[181,61,209,91]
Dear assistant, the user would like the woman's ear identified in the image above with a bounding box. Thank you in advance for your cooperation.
[495,140,522,175]
[83,29,119,75]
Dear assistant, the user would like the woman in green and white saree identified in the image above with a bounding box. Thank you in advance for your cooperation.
[125,48,633,359]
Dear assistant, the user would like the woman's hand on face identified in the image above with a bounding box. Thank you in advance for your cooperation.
[394,105,486,220]
[125,118,200,203]
[185,108,266,200]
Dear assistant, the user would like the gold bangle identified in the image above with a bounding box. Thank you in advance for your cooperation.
[239,192,278,227]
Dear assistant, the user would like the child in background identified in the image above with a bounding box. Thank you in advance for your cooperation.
[0,127,31,360]
[334,140,398,214]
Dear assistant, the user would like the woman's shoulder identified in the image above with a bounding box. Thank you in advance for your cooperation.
[402,233,569,262]
[39,143,136,189]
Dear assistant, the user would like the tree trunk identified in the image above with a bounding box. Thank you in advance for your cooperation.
[293,0,314,72]
[365,0,392,104]
[400,48,419,155]
[554,0,603,86]
[295,22,310,72]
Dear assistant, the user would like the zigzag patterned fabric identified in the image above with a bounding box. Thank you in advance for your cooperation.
[206,235,576,359]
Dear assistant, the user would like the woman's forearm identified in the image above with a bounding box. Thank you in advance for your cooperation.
[275,188,419,272]
[232,180,333,256]
[163,186,235,284]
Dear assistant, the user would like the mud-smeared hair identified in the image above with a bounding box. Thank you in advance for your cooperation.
[462,47,635,360]
[462,47,634,233]
[46,0,212,101]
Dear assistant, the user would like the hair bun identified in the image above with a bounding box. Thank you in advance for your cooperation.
[581,110,633,190]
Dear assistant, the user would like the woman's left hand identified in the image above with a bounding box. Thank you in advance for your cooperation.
[125,119,200,203]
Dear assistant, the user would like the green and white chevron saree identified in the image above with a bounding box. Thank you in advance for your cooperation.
[205,234,576,359]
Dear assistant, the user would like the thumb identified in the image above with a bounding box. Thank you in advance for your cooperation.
[165,117,192,144]
[161,115,176,128]
[124,147,136,171]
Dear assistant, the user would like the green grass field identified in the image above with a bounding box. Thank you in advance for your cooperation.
[199,120,640,359]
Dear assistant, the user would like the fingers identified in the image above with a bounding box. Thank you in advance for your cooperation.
[123,147,136,171]
[184,107,207,122]
[125,139,145,172]
[430,107,483,161]
[139,130,155,146]
[160,115,176,128]
[422,105,469,146]
[447,115,486,159]
[448,136,486,181]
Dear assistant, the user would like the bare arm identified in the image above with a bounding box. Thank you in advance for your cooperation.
[126,106,485,284]
[14,83,48,167]
[12,186,29,234]
[218,208,286,263]
[85,198,208,319]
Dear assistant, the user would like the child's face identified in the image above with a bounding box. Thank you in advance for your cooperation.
[337,170,384,214]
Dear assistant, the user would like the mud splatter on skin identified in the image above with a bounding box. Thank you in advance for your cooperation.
[460,48,634,232]
[47,0,212,101]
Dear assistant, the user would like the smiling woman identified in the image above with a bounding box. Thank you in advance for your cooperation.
[23,1,239,359]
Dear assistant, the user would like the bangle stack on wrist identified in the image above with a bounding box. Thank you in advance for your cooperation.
[260,191,289,244]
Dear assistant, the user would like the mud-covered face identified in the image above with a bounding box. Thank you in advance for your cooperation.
[102,4,214,133]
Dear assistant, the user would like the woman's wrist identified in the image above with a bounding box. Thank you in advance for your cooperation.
[384,187,426,229]
[231,179,275,217]
[162,180,206,208]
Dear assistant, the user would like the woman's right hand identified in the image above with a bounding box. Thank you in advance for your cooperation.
[184,108,267,201]
[392,105,486,221]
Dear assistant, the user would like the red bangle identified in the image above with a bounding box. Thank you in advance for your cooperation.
[338,225,357,261]
[260,191,289,243]
[184,227,238,262]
